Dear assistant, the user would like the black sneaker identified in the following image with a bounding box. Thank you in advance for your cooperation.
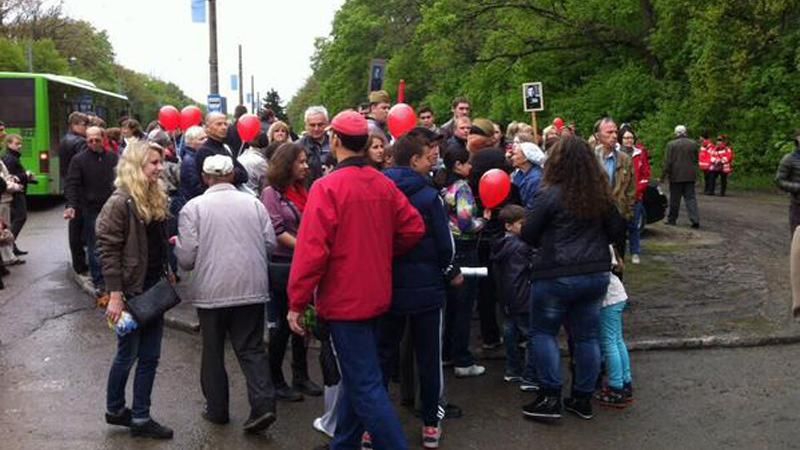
[130,419,174,439]
[293,378,323,397]
[522,394,562,419]
[564,397,593,420]
[594,387,627,409]
[243,410,276,434]
[105,407,132,427]
[276,384,304,402]
[13,247,27,256]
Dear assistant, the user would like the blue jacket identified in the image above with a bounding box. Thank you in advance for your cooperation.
[384,167,455,314]
[179,147,203,207]
[513,165,543,210]
[490,233,532,316]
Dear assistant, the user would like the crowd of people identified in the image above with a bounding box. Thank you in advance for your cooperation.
[41,90,745,449]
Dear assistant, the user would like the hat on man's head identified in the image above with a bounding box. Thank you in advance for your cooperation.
[470,118,494,137]
[203,155,234,176]
[674,125,688,136]
[328,110,368,137]
[368,90,391,104]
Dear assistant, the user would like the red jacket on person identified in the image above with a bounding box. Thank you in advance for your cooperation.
[288,157,426,321]
[699,139,713,171]
[631,144,652,201]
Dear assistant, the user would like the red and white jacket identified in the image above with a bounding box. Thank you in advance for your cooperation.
[699,139,713,172]
[709,143,734,174]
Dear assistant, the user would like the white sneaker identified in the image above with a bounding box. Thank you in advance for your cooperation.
[631,254,641,264]
[312,417,333,438]
[454,364,486,378]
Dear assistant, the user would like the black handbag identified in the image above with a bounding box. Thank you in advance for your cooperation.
[125,278,181,326]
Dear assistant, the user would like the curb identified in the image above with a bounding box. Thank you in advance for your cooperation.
[68,266,800,352]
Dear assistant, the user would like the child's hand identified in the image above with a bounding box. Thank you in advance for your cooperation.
[483,209,493,221]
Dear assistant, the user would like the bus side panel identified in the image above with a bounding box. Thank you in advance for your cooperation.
[25,78,52,196]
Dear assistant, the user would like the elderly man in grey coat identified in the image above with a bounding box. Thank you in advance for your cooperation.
[175,154,277,434]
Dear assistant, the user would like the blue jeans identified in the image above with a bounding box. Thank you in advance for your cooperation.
[83,212,104,288]
[443,240,479,368]
[530,272,609,396]
[106,316,164,419]
[600,301,632,390]
[329,320,408,450]
[504,313,536,381]
[628,202,644,256]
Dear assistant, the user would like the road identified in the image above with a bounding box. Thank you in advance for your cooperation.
[0,200,799,450]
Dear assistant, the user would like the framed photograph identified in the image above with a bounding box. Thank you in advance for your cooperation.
[368,59,387,94]
[522,82,544,112]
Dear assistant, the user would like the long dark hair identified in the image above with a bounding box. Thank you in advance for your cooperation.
[436,144,470,187]
[267,143,306,191]
[543,135,613,220]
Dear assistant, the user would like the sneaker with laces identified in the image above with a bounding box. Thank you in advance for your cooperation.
[422,425,442,449]
[130,418,174,439]
[595,386,627,408]
[454,364,486,378]
[105,407,132,427]
[361,431,373,450]
[564,396,593,420]
[522,393,562,419]
[503,373,522,383]
[631,254,641,264]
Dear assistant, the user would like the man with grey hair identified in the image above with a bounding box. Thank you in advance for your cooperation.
[196,113,249,190]
[176,154,278,434]
[297,106,331,184]
[593,117,635,255]
[663,125,700,228]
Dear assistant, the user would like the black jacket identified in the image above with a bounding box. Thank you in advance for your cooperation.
[491,233,532,316]
[58,131,88,181]
[776,149,800,203]
[2,150,32,192]
[195,137,249,189]
[384,167,455,314]
[521,186,624,280]
[297,134,332,185]
[663,136,699,183]
[64,149,118,214]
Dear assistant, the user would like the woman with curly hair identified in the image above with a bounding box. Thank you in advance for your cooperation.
[96,141,174,439]
[520,135,623,422]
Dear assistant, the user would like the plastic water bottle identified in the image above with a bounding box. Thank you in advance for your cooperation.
[109,311,138,336]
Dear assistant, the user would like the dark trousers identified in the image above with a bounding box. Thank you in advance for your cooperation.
[9,192,26,240]
[329,320,408,450]
[68,210,88,273]
[790,202,800,235]
[268,281,309,387]
[477,239,501,345]
[83,211,104,288]
[378,308,444,427]
[197,303,275,421]
[106,317,164,420]
[706,171,727,196]
[443,240,479,368]
[668,181,699,225]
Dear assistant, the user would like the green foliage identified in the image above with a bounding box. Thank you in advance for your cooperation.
[261,89,288,122]
[289,0,800,177]
[0,37,25,70]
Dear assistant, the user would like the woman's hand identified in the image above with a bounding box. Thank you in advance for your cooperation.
[106,292,125,323]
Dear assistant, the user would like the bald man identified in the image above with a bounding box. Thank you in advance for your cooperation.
[195,113,249,190]
[64,126,118,294]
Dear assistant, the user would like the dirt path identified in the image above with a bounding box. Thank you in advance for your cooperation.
[625,188,797,341]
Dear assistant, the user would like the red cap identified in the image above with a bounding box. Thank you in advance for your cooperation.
[328,110,368,137]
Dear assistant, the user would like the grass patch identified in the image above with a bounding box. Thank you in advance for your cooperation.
[728,173,779,192]
[623,251,674,293]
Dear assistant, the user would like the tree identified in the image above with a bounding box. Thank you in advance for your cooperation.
[261,88,288,122]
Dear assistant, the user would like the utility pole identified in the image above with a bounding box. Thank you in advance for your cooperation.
[208,0,219,94]
[238,44,244,106]
[250,75,255,112]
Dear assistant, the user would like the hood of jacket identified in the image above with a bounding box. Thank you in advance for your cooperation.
[384,167,429,198]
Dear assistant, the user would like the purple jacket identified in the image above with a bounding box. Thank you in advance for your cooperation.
[260,186,301,259]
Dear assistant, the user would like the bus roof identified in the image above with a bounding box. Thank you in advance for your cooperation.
[0,72,128,101]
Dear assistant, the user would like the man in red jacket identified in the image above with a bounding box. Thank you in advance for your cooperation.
[287,110,425,450]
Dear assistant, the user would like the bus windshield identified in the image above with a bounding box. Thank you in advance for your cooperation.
[0,78,35,128]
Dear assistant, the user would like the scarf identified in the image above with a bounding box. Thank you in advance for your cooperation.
[285,183,308,213]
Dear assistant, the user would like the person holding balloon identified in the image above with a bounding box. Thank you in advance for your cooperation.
[195,113,249,190]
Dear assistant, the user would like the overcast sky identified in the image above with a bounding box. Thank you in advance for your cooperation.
[62,0,344,106]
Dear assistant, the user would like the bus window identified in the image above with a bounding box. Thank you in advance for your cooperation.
[0,79,35,128]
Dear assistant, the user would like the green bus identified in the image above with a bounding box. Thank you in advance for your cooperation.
[0,72,129,196]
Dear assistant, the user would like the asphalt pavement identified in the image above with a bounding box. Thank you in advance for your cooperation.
[1,202,799,450]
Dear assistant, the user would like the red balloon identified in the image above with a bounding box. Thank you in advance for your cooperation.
[158,105,180,132]
[479,169,511,209]
[237,113,261,143]
[553,117,565,131]
[387,103,417,139]
[180,105,203,131]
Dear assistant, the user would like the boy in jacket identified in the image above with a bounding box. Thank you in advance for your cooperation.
[380,135,459,449]
[491,205,537,391]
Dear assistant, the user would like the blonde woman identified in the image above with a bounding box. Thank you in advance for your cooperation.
[96,141,173,439]
[268,120,292,145]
